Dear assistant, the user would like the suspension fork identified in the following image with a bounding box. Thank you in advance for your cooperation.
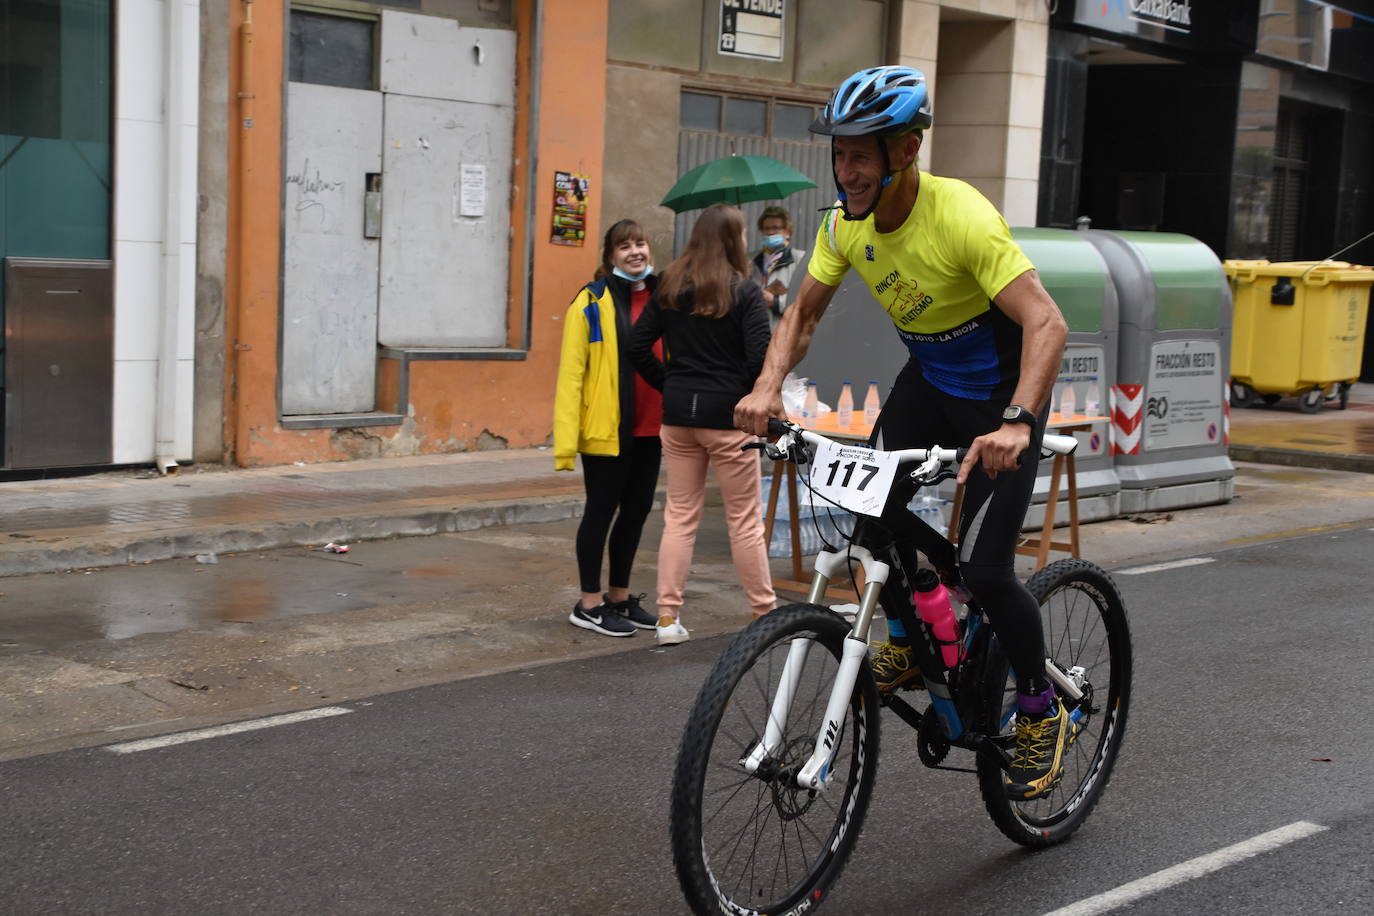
[793,544,888,789]
[742,542,890,785]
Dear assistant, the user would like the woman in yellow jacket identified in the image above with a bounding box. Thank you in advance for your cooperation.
[553,219,663,638]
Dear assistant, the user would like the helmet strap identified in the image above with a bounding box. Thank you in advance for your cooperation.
[833,137,899,222]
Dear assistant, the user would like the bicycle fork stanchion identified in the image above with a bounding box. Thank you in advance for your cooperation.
[794,546,889,791]
[742,637,814,774]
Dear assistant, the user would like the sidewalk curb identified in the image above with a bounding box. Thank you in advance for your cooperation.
[0,494,587,578]
[1228,445,1374,475]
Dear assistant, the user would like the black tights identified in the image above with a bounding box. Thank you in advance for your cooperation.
[576,436,662,595]
[872,363,1049,696]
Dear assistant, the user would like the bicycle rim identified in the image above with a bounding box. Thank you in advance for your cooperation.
[978,559,1132,845]
[671,605,880,915]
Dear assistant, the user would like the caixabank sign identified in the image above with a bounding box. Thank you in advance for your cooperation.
[1074,0,1195,39]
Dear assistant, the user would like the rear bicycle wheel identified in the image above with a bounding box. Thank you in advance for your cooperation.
[976,559,1132,847]
[670,604,880,915]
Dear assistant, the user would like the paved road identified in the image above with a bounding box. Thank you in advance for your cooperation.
[4,526,1373,915]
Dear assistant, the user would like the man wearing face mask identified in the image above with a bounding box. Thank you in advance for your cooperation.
[751,206,807,331]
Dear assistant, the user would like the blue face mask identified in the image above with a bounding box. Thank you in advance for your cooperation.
[763,234,786,250]
[612,264,653,282]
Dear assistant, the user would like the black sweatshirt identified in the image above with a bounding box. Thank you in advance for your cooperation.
[629,278,772,430]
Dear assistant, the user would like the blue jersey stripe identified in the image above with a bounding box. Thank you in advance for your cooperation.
[899,321,1001,400]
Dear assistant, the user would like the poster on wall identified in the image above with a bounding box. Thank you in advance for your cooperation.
[1053,344,1108,457]
[719,0,785,61]
[551,170,588,246]
[1144,339,1223,451]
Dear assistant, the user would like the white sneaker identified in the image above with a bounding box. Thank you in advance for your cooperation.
[656,619,690,646]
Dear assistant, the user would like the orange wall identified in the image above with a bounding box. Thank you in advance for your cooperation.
[226,0,607,466]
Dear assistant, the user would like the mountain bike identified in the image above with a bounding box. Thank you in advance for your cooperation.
[669,418,1132,916]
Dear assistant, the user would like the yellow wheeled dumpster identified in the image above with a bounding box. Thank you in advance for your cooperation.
[1225,260,1373,412]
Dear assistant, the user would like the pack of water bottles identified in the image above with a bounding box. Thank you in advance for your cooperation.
[761,473,852,557]
[906,495,950,537]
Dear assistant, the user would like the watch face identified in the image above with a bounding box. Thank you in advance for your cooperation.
[1002,406,1031,424]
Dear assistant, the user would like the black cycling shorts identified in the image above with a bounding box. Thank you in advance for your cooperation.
[869,359,1045,569]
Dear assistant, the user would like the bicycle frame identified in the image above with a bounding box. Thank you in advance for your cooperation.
[743,424,1086,792]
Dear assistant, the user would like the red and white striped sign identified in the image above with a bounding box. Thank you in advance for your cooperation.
[1110,383,1144,455]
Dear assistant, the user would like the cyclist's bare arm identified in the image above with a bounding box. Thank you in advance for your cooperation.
[959,268,1069,483]
[735,273,839,436]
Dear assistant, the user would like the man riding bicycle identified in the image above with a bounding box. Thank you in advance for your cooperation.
[734,65,1071,801]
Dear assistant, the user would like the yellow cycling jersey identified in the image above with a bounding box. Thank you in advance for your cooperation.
[808,173,1034,400]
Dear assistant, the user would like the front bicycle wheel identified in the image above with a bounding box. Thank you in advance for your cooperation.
[670,604,881,916]
[976,558,1132,847]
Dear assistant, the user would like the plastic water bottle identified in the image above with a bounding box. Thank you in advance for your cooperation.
[1059,381,1077,418]
[801,381,819,421]
[913,568,960,669]
[837,381,854,427]
[863,381,881,425]
[1084,380,1101,415]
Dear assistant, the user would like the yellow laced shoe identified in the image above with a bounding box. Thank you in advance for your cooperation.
[1005,703,1074,800]
[868,641,924,694]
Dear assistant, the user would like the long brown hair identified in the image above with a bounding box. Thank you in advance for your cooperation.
[593,219,648,280]
[656,203,750,317]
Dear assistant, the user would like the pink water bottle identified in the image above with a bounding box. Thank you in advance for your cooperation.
[913,569,961,669]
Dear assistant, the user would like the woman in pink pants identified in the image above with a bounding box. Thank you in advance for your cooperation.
[629,204,776,645]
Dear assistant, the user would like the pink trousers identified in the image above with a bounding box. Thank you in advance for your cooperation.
[657,425,777,618]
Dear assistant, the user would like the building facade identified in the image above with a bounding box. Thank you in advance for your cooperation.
[1039,0,1374,264]
[4,1,1371,473]
[1,0,198,472]
[217,0,1055,467]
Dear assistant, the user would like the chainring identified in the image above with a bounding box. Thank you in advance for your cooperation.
[917,703,951,767]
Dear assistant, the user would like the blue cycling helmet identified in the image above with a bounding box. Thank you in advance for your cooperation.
[811,66,933,137]
[813,67,932,220]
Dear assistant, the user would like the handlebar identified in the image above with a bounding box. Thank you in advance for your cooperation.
[758,418,1078,469]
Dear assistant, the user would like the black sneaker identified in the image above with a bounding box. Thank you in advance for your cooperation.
[605,592,656,630]
[569,600,636,637]
[1004,703,1075,800]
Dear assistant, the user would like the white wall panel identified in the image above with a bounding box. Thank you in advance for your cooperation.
[282,82,384,414]
[112,359,156,463]
[378,95,513,347]
[379,11,516,106]
[113,118,164,243]
[178,242,195,361]
[116,0,163,123]
[174,358,193,458]
[113,240,160,361]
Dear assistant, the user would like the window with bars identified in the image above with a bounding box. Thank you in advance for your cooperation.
[679,91,825,143]
[1268,107,1310,260]
[675,90,832,256]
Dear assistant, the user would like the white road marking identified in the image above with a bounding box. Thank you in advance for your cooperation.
[1116,557,1215,575]
[1040,821,1328,916]
[103,707,353,754]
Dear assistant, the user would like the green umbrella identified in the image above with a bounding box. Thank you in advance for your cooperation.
[659,154,819,213]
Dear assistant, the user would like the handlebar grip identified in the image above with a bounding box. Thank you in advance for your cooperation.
[767,417,791,439]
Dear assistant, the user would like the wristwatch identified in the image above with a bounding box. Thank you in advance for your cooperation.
[1001,405,1036,427]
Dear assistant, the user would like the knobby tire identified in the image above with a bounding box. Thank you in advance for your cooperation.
[670,604,881,916]
[975,558,1133,847]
